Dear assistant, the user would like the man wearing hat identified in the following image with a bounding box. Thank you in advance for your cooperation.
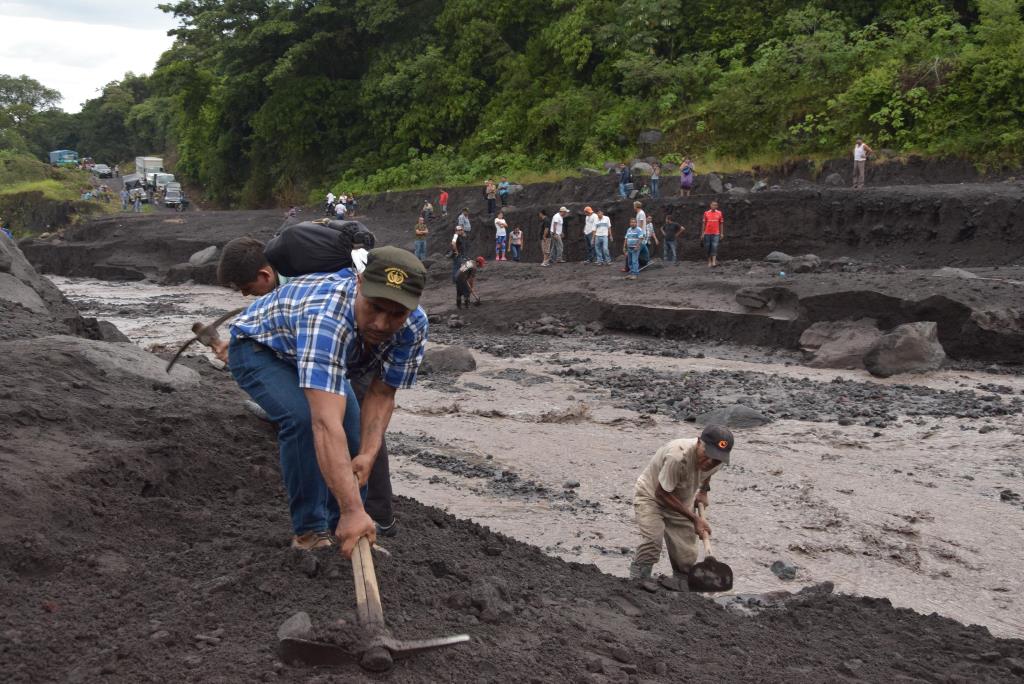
[629,425,735,589]
[227,246,428,557]
[582,206,597,263]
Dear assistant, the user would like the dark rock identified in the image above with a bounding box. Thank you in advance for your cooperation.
[696,404,770,428]
[630,161,654,176]
[727,186,749,195]
[770,560,797,580]
[563,480,581,489]
[636,130,663,145]
[420,346,477,375]
[824,172,844,187]
[705,173,724,194]
[864,322,946,378]
[735,288,772,310]
[751,180,769,193]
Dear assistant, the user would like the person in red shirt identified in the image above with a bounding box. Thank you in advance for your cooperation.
[701,201,724,268]
[439,189,449,217]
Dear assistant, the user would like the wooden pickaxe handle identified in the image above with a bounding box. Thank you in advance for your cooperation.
[352,536,385,629]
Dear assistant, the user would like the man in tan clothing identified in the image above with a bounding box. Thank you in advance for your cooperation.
[630,425,735,590]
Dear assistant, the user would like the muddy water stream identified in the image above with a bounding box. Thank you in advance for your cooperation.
[53,276,1024,639]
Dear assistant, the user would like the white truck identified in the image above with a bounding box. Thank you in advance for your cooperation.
[135,156,164,182]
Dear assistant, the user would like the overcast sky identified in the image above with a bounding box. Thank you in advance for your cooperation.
[0,1,179,113]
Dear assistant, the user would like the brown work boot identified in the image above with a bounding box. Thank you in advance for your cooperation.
[291,531,335,551]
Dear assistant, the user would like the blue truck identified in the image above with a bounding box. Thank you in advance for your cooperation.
[48,150,79,167]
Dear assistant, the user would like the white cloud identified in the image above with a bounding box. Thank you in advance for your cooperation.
[0,7,178,112]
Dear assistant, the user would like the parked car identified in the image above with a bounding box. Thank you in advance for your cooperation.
[163,188,183,208]
[92,164,112,178]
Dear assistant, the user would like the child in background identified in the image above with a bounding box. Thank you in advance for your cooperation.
[509,225,524,262]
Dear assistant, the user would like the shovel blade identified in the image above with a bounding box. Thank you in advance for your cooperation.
[687,556,734,593]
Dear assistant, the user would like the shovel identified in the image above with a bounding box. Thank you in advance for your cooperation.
[686,503,734,592]
[279,535,470,672]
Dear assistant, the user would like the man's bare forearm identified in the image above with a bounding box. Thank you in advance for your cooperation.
[306,389,363,512]
[359,378,397,461]
[656,488,698,524]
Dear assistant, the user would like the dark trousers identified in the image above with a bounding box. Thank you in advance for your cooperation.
[349,366,395,526]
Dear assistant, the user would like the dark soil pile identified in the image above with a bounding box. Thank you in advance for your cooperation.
[3,238,1024,682]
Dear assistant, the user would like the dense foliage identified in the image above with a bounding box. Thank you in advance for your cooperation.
[2,0,1023,206]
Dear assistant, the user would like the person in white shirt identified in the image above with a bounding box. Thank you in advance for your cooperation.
[594,209,613,265]
[852,137,874,189]
[334,200,347,219]
[325,192,336,215]
[457,208,472,235]
[582,206,597,263]
[494,211,508,261]
[549,206,568,264]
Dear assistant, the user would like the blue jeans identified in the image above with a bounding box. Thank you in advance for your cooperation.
[595,235,610,263]
[414,239,427,260]
[509,243,521,261]
[663,240,677,262]
[639,243,650,268]
[626,249,640,275]
[619,182,627,198]
[704,234,720,256]
[650,178,659,198]
[229,338,362,535]
[584,233,595,261]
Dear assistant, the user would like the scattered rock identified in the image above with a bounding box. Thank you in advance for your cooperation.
[735,288,773,310]
[696,404,770,428]
[277,612,314,642]
[751,180,769,193]
[824,172,845,187]
[420,346,477,375]
[150,630,172,643]
[770,560,797,580]
[563,480,581,489]
[469,577,514,623]
[765,251,792,263]
[864,322,946,378]
[1000,489,1020,502]
[446,315,465,329]
[188,245,218,267]
[788,254,821,273]
[727,186,749,195]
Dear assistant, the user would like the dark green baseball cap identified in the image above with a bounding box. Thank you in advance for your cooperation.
[360,245,427,311]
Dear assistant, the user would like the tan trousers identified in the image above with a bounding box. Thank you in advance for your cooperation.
[541,237,551,264]
[633,495,699,573]
[853,160,866,188]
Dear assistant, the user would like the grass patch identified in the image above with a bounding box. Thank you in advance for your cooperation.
[0,179,84,202]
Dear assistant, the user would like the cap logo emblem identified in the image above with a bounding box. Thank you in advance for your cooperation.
[385,267,407,288]
[718,440,728,449]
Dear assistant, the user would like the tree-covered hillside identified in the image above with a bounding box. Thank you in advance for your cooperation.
[3,0,1023,206]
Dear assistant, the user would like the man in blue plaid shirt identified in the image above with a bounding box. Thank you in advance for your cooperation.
[228,246,428,557]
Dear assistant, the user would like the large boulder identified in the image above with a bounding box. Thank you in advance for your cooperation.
[824,173,845,187]
[863,322,946,378]
[637,130,663,145]
[696,404,771,428]
[800,319,882,370]
[704,173,724,194]
[630,161,654,176]
[189,245,218,267]
[765,251,792,264]
[751,180,769,193]
[420,345,477,375]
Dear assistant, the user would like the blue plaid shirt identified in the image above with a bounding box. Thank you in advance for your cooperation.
[230,269,428,394]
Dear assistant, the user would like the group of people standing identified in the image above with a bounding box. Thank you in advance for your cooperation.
[617,158,696,200]
[324,191,358,219]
